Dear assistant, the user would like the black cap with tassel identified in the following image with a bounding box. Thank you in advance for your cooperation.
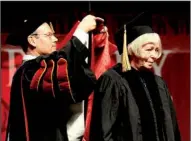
[114,11,154,72]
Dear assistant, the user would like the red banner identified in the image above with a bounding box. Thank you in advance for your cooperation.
[1,34,190,141]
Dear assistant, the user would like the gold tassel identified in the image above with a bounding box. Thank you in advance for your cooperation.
[49,22,55,33]
[121,24,131,72]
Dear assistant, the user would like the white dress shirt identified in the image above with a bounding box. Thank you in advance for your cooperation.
[67,29,89,141]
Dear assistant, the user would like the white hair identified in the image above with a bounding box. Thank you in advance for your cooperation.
[128,33,162,59]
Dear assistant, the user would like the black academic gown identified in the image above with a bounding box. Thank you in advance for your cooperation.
[6,36,97,141]
[90,63,181,141]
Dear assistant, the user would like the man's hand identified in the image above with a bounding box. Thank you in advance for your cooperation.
[77,15,104,33]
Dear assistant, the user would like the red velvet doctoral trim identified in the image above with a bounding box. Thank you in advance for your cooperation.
[57,58,74,102]
[42,59,55,97]
[30,60,47,92]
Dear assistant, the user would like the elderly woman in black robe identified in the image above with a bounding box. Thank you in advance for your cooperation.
[89,17,181,141]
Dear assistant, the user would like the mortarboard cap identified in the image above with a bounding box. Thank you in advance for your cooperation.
[115,11,153,55]
[6,14,53,52]
[114,11,154,72]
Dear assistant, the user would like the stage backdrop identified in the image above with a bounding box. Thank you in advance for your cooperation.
[1,29,190,141]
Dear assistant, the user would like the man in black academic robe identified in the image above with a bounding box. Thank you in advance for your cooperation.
[6,14,103,141]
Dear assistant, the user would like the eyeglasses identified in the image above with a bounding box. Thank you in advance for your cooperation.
[31,32,55,38]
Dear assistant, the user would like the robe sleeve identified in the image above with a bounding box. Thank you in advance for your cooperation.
[164,82,181,141]
[91,72,120,141]
[29,36,96,103]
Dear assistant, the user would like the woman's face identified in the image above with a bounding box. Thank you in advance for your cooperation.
[136,42,161,69]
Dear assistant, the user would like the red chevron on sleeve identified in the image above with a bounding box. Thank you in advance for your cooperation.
[42,59,55,97]
[56,58,75,102]
[30,60,47,91]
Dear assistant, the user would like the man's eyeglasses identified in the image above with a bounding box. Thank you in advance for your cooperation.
[31,32,55,38]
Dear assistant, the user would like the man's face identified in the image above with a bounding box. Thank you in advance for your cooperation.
[136,42,161,69]
[32,23,58,55]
